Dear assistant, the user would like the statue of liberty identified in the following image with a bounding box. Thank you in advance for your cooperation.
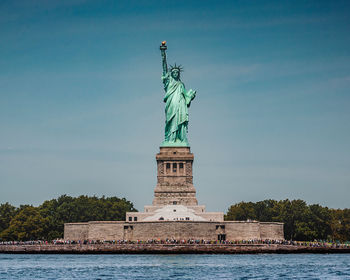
[160,41,196,147]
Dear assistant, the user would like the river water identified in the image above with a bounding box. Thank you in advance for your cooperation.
[0,254,349,279]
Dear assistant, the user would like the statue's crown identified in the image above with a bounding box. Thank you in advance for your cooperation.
[170,63,183,72]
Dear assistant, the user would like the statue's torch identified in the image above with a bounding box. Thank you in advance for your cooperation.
[160,41,167,51]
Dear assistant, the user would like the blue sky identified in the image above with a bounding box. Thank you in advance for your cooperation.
[0,0,349,211]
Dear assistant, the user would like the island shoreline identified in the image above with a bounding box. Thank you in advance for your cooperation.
[1,244,349,254]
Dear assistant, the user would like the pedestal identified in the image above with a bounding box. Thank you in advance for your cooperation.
[152,147,198,206]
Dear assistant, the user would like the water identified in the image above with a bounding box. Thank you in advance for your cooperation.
[0,254,349,279]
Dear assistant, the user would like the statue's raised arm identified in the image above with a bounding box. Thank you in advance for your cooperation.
[160,41,168,76]
[159,41,196,147]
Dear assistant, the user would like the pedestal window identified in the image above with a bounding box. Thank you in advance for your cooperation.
[179,162,184,174]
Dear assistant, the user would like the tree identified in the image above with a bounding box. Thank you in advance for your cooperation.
[0,195,137,241]
[225,199,347,241]
[330,208,350,242]
[0,202,17,234]
[0,206,48,241]
[308,204,332,240]
[275,199,312,240]
[38,195,137,240]
[225,202,256,221]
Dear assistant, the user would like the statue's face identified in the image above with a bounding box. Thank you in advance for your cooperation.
[171,70,180,80]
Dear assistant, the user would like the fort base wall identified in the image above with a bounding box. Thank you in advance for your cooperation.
[260,222,285,240]
[87,222,125,240]
[64,221,284,241]
[64,223,89,240]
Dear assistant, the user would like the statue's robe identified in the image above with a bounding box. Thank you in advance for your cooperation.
[162,72,196,143]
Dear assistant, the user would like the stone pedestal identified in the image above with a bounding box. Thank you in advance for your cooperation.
[152,147,198,206]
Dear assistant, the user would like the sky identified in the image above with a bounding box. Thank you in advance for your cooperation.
[0,0,349,212]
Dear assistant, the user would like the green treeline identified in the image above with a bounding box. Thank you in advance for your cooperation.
[225,199,350,242]
[0,195,136,241]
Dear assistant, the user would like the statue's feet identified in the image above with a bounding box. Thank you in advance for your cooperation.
[161,139,189,147]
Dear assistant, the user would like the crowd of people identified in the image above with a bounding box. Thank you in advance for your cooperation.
[1,239,349,248]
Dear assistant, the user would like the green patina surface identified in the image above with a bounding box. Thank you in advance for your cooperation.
[160,42,196,147]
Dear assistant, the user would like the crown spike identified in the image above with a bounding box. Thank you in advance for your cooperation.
[170,62,184,73]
